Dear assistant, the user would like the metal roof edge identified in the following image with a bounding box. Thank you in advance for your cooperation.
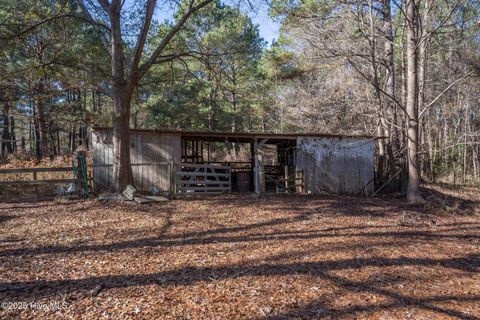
[92,127,377,140]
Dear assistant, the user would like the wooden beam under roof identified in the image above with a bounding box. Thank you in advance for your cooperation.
[92,127,376,144]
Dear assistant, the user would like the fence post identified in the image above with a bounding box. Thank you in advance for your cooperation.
[295,170,304,193]
[88,169,94,193]
[170,162,177,196]
[32,171,38,199]
[228,167,232,193]
[259,166,265,195]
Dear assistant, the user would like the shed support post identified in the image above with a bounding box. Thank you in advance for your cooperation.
[250,142,255,192]
[170,161,177,196]
[33,171,38,199]
[254,138,268,196]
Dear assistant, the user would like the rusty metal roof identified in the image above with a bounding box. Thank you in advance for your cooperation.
[92,127,376,143]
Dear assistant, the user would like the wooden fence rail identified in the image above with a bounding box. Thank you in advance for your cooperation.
[0,167,72,174]
[0,167,74,186]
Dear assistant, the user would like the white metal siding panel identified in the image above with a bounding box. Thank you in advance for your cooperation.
[296,137,374,194]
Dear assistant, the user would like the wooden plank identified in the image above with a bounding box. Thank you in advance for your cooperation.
[107,139,112,188]
[174,162,231,195]
[170,162,176,194]
[152,134,161,190]
[137,144,143,190]
[137,134,145,190]
[0,167,72,174]
[177,184,230,190]
[277,177,305,182]
[131,133,138,190]
[146,134,153,190]
[177,186,230,191]
[140,133,146,190]
[178,180,230,185]
[90,162,169,168]
[145,195,169,202]
[133,195,169,204]
[0,179,73,185]
[179,163,230,170]
[176,191,224,196]
[176,172,230,177]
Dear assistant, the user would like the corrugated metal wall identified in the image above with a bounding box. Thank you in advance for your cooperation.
[296,137,374,194]
[92,130,181,192]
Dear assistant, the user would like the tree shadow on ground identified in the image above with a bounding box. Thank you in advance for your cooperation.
[2,193,479,318]
[0,215,14,224]
[204,193,428,217]
[2,216,479,258]
[1,254,479,319]
[0,203,480,257]
[262,269,480,320]
[422,185,480,215]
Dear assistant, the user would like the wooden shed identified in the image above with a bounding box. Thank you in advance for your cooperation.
[92,128,375,195]
[92,128,181,192]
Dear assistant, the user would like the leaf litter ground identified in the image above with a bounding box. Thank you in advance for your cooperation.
[0,185,479,319]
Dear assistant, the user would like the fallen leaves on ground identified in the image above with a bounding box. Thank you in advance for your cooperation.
[0,186,479,319]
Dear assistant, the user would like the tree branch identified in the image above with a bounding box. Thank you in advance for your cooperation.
[137,0,215,80]
[129,0,157,79]
[97,0,111,12]
[76,0,111,56]
[419,71,474,119]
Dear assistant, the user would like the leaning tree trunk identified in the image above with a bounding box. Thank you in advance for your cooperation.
[406,0,424,203]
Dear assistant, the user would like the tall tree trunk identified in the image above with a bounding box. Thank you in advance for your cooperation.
[10,116,16,152]
[112,88,133,191]
[92,89,97,113]
[473,145,479,179]
[406,0,424,203]
[36,83,49,159]
[28,116,33,155]
[33,107,42,160]
[463,112,468,183]
[50,130,57,156]
[70,126,76,153]
[110,0,134,192]
[56,129,61,155]
[80,88,88,148]
[425,114,435,180]
[367,0,388,184]
[383,0,400,188]
[2,99,13,156]
[417,0,432,180]
[207,107,217,162]
[418,0,431,115]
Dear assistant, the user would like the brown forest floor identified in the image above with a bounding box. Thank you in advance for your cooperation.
[0,185,479,319]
